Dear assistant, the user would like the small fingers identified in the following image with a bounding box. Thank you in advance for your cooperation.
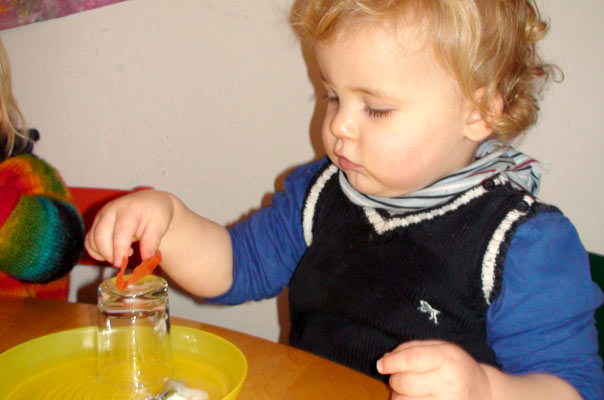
[84,235,106,262]
[85,210,116,264]
[84,190,171,265]
[85,205,137,267]
[378,341,445,375]
[111,212,142,266]
[389,371,439,398]
[137,220,165,260]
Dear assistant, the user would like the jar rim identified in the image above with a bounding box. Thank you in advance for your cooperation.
[99,274,168,298]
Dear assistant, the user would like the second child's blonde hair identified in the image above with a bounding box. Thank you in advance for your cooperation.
[0,40,30,160]
[290,0,560,140]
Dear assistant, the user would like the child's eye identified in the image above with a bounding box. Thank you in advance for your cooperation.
[365,106,392,118]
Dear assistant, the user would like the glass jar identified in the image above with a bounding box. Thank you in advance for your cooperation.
[97,274,173,398]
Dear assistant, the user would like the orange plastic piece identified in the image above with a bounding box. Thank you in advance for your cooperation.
[116,256,128,290]
[116,251,162,291]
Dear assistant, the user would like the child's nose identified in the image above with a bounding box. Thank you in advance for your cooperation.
[329,111,356,140]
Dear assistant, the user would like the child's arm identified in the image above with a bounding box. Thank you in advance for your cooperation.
[86,159,327,302]
[85,190,233,298]
[377,341,582,399]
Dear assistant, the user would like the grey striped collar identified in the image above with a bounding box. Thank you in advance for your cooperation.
[339,139,542,215]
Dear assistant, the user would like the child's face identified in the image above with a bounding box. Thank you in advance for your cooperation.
[316,20,482,197]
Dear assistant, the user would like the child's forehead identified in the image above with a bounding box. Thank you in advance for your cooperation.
[316,15,436,67]
[314,19,462,97]
[321,9,434,51]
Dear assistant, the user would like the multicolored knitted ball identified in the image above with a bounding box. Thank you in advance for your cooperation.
[0,153,84,299]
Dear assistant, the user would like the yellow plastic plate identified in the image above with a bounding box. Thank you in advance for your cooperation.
[0,325,247,400]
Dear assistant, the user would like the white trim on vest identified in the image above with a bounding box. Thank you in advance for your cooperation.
[302,168,530,305]
[481,194,534,304]
[303,164,338,246]
[363,175,508,235]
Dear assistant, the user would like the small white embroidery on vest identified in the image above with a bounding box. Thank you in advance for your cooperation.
[418,300,440,325]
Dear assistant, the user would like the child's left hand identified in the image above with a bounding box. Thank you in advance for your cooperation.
[377,340,492,400]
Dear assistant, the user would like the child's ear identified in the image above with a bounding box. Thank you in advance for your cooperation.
[463,87,503,142]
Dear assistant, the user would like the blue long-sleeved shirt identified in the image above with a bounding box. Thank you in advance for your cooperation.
[209,158,604,399]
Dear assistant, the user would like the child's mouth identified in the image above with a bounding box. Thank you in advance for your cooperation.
[337,155,360,170]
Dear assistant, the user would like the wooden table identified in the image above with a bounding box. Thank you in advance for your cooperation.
[0,296,391,399]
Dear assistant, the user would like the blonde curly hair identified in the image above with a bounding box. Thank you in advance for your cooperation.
[290,0,561,140]
[0,40,31,160]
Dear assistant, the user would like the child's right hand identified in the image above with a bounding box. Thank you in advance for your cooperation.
[85,190,176,267]
[85,190,234,298]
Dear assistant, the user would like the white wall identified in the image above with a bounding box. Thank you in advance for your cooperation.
[1,0,602,342]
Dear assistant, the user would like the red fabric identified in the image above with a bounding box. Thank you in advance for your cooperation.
[0,185,20,227]
[0,271,69,300]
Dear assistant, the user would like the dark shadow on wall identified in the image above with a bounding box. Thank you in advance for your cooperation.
[271,47,327,344]
[302,48,327,162]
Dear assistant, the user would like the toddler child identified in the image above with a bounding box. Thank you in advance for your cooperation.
[0,39,84,299]
[85,0,603,398]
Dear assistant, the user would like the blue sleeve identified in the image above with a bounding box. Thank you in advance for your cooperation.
[205,159,327,305]
[487,211,604,399]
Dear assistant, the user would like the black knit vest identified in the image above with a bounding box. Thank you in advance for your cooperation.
[288,162,556,379]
